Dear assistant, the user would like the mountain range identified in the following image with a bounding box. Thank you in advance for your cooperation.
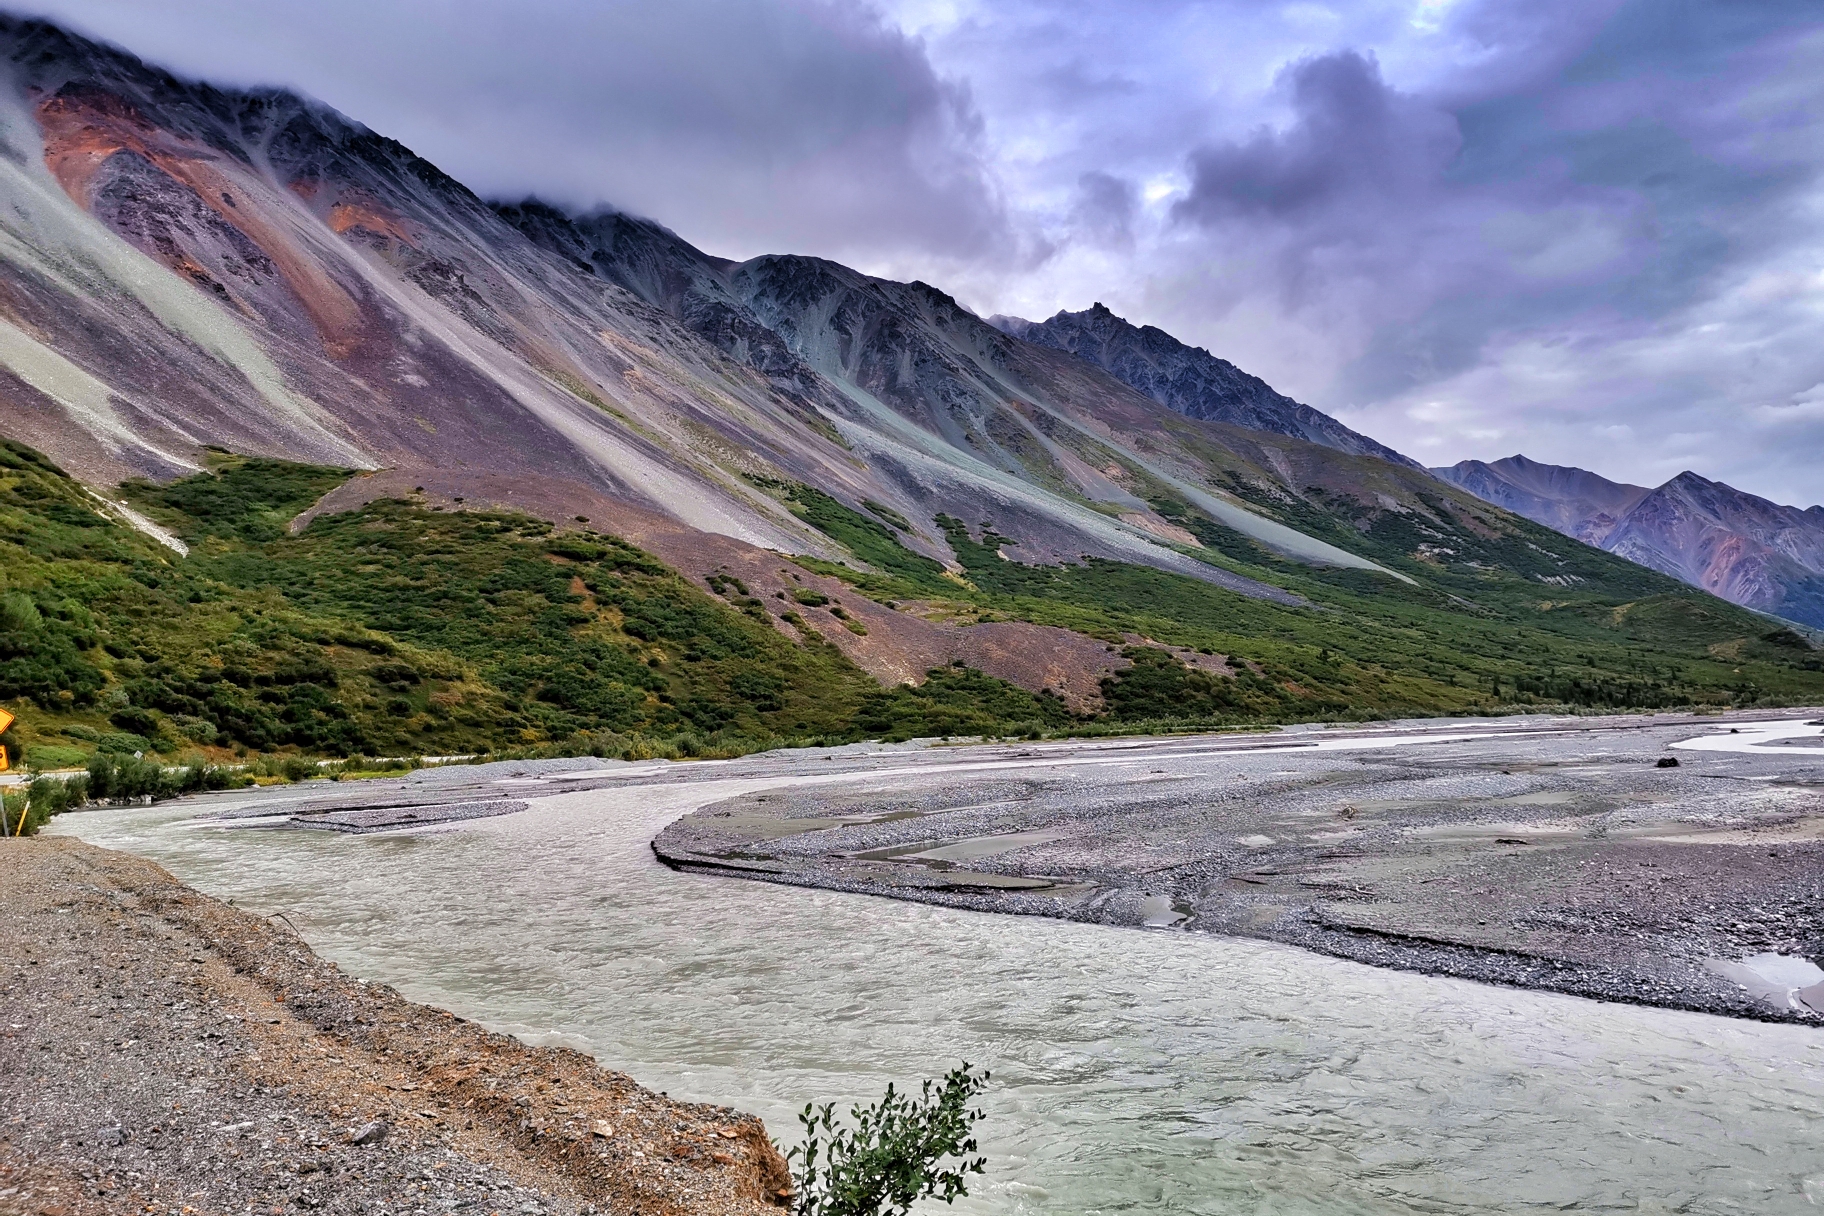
[991,304,1418,468]
[0,13,1817,768]
[1434,456,1824,629]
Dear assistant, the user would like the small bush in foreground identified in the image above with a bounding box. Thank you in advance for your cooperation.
[788,1065,989,1216]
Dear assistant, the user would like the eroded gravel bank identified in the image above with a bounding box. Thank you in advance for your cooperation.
[0,838,790,1216]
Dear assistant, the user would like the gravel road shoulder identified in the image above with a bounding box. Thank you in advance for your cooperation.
[0,838,791,1216]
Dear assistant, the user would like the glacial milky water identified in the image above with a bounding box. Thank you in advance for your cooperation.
[55,757,1824,1214]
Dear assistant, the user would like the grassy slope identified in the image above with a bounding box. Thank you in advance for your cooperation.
[0,444,1063,768]
[3,440,1820,771]
[769,476,1824,725]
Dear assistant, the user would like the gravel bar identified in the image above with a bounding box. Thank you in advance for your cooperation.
[0,838,791,1216]
[654,712,1824,1023]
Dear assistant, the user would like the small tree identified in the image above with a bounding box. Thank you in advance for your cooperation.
[788,1065,990,1216]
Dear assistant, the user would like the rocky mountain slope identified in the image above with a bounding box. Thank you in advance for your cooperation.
[1436,456,1824,628]
[0,16,1403,587]
[992,303,1419,467]
[0,13,1819,769]
[1430,455,1652,546]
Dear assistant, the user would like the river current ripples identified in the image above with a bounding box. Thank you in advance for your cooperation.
[56,765,1824,1214]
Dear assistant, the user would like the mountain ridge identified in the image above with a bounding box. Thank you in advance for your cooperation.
[0,12,1820,773]
[1435,455,1824,628]
[991,303,1420,469]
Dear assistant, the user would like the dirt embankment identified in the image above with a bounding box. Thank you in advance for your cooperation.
[0,838,791,1216]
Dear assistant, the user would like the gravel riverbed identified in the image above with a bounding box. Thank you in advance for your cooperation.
[653,712,1824,1022]
[0,838,790,1216]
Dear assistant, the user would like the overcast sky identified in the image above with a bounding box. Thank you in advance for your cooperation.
[20,0,1824,505]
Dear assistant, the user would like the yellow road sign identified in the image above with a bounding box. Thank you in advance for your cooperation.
[0,745,8,772]
[0,707,12,733]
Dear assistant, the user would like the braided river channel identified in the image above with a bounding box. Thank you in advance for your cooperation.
[53,727,1824,1214]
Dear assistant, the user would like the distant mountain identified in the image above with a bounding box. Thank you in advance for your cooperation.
[1432,455,1651,547]
[991,303,1420,468]
[1436,456,1824,628]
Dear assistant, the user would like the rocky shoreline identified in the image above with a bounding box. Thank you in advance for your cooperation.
[654,713,1824,1024]
[0,838,791,1216]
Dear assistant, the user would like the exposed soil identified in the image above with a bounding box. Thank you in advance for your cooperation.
[0,837,791,1216]
[299,467,1132,711]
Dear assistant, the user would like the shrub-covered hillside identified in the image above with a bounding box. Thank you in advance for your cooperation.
[766,479,1824,721]
[0,444,1070,768]
[2,441,1821,773]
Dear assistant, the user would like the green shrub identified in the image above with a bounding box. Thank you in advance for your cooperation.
[753,478,948,585]
[4,772,91,834]
[856,666,1070,741]
[120,453,352,543]
[81,754,246,803]
[326,754,420,776]
[787,1065,990,1216]
[0,591,41,631]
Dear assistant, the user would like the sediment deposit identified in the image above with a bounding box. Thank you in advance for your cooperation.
[654,713,1824,1022]
[0,838,790,1216]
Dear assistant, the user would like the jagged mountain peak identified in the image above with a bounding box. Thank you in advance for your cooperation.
[0,15,455,193]
[992,302,1420,469]
[0,14,1430,604]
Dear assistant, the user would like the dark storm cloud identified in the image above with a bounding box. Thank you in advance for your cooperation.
[1070,171,1138,248]
[1174,50,1459,228]
[1144,0,1824,501]
[18,0,1010,263]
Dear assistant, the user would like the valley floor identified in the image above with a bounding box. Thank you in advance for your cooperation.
[0,839,790,1216]
[652,711,1824,1023]
[55,710,1824,1027]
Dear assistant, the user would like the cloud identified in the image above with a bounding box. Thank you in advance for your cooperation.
[1343,2,1824,504]
[883,0,1823,503]
[1173,50,1460,229]
[1070,171,1138,248]
[17,0,1011,264]
[1130,1,1824,504]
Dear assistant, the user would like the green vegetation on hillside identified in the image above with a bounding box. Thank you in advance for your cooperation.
[4,442,1821,778]
[0,443,1065,769]
[753,477,948,584]
[771,482,1824,723]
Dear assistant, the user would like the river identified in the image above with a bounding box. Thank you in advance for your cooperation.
[52,733,1824,1214]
